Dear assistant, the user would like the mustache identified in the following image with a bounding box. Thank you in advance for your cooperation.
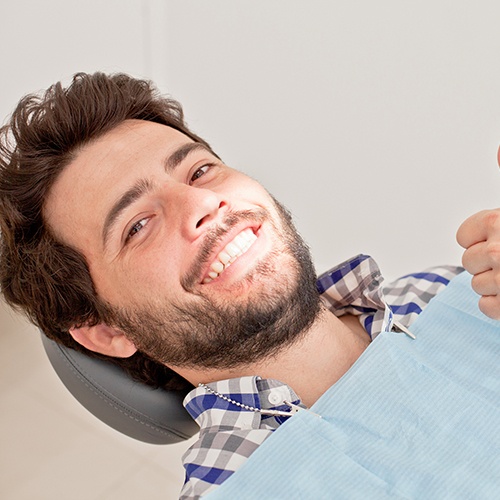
[181,208,268,291]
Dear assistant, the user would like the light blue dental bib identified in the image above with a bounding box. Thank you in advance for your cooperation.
[207,272,500,499]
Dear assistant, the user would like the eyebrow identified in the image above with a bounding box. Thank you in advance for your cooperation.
[164,142,212,173]
[101,142,214,248]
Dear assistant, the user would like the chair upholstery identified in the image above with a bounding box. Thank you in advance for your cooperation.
[41,333,198,444]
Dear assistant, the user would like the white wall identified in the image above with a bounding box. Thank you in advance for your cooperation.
[1,0,144,112]
[160,1,500,279]
[2,1,500,280]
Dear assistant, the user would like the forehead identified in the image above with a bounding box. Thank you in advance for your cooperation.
[44,119,194,252]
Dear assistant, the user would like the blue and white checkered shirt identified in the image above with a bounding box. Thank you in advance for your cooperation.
[180,255,463,499]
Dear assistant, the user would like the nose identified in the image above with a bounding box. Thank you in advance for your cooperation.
[172,184,227,240]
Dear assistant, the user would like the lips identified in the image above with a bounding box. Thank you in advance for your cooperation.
[202,228,258,284]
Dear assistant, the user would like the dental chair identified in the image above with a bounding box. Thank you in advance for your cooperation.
[41,333,198,444]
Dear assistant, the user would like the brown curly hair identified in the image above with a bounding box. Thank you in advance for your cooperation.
[0,72,214,391]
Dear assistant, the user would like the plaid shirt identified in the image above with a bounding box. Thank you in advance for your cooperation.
[180,254,463,499]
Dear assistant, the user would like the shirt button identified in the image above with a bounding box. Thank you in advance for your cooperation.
[268,388,287,405]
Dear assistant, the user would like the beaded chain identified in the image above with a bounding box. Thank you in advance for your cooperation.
[198,383,296,417]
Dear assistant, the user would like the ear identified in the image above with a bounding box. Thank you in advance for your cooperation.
[69,323,138,358]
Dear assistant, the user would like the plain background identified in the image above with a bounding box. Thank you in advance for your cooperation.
[1,1,500,498]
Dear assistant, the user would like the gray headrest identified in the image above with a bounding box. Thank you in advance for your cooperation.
[41,333,198,444]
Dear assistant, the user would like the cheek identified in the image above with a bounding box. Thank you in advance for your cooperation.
[224,173,275,205]
[92,251,186,309]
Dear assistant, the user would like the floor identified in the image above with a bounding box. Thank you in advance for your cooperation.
[0,299,197,500]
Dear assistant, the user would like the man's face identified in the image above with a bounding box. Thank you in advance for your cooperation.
[45,120,320,369]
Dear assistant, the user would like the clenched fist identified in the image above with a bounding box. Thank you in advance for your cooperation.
[457,209,500,319]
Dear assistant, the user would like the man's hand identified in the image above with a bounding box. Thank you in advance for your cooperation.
[457,209,500,319]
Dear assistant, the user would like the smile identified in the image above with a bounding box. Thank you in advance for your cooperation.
[202,228,258,284]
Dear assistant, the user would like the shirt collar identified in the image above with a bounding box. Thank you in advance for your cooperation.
[184,376,302,427]
[317,254,386,315]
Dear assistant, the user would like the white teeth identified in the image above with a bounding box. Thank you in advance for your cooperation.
[211,261,224,274]
[204,228,257,283]
[219,252,231,265]
[234,233,247,247]
[226,242,240,258]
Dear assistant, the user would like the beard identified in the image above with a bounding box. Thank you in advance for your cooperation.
[102,198,322,370]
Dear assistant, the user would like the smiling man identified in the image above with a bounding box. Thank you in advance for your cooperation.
[1,72,499,499]
[43,117,329,383]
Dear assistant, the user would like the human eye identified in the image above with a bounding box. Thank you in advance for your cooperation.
[190,163,215,184]
[125,217,150,244]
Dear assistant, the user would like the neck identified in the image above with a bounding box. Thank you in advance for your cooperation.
[173,306,370,407]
